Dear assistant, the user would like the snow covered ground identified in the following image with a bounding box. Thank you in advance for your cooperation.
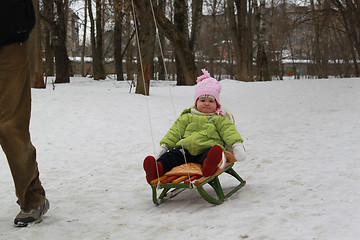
[0,76,359,240]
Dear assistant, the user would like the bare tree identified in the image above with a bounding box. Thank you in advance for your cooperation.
[88,0,106,80]
[42,0,55,77]
[132,0,154,95]
[114,0,124,80]
[29,0,45,88]
[201,0,233,78]
[266,0,286,79]
[227,0,251,81]
[53,0,70,83]
[331,0,360,76]
[255,0,270,81]
[125,7,134,81]
[157,0,166,80]
[310,0,331,78]
[81,0,87,77]
[173,0,188,85]
[151,0,198,85]
[207,0,218,74]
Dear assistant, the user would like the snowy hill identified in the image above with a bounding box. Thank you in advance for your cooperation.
[0,77,359,240]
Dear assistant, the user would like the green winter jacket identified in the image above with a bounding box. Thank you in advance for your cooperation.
[160,107,243,156]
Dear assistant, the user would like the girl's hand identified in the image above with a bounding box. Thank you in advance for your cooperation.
[232,142,247,161]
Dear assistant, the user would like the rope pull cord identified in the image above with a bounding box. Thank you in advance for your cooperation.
[131,0,158,178]
[169,87,192,184]
[131,0,191,186]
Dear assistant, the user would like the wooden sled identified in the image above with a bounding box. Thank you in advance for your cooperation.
[149,152,246,205]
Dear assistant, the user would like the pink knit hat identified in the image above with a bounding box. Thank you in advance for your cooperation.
[194,69,226,116]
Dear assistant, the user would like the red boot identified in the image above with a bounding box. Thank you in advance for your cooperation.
[202,145,223,177]
[143,156,163,184]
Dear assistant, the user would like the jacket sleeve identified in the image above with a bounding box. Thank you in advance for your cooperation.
[0,0,35,46]
[160,113,189,149]
[217,117,244,147]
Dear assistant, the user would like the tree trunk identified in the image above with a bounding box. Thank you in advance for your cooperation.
[88,0,96,76]
[247,0,255,81]
[209,0,217,74]
[133,0,153,95]
[174,0,187,85]
[310,0,329,79]
[125,9,134,81]
[321,0,331,78]
[44,28,54,77]
[81,0,87,77]
[350,38,360,77]
[94,0,106,80]
[53,0,70,83]
[227,0,250,81]
[43,0,54,77]
[157,0,166,80]
[29,0,45,88]
[255,0,270,81]
[150,16,156,80]
[190,0,203,52]
[114,0,124,81]
[88,0,106,80]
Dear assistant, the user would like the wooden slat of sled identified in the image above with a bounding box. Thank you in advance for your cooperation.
[184,175,200,184]
[171,176,188,184]
[150,175,168,185]
[161,175,178,184]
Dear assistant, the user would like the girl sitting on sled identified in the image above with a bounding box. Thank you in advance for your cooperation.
[143,69,247,184]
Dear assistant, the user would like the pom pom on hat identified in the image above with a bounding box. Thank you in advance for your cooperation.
[196,69,213,83]
[195,69,226,116]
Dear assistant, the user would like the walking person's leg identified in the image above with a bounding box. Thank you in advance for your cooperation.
[0,42,48,227]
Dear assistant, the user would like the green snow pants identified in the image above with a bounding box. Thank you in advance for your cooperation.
[0,42,46,210]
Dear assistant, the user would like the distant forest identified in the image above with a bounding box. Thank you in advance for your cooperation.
[29,0,360,95]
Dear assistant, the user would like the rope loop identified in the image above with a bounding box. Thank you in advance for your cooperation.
[131,0,192,186]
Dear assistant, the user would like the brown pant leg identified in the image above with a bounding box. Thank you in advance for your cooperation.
[0,42,46,210]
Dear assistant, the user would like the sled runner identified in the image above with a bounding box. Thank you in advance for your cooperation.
[149,152,246,205]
